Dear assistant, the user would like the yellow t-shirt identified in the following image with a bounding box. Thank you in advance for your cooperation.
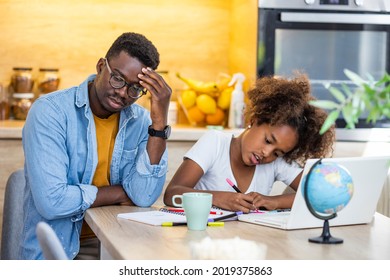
[80,112,119,240]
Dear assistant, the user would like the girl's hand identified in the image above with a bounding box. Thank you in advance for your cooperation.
[247,192,295,210]
[213,192,257,213]
[247,192,279,210]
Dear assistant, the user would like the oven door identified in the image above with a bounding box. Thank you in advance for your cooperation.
[258,9,390,128]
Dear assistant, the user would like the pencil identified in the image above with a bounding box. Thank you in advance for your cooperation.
[226,178,241,193]
[166,208,185,212]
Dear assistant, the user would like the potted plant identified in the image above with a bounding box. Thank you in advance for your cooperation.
[309,69,390,134]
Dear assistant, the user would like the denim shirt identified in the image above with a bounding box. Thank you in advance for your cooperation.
[19,75,168,259]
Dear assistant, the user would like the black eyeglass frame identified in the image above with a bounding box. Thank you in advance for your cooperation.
[103,57,147,99]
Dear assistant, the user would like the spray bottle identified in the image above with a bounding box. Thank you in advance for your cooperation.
[228,73,246,129]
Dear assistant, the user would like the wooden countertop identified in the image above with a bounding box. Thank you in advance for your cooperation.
[1,120,389,142]
[85,205,390,260]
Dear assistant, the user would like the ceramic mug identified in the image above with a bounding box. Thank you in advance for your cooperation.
[172,192,212,230]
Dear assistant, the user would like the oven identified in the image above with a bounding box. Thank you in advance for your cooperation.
[257,0,390,128]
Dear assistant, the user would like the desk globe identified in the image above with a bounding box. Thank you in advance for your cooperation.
[302,159,354,244]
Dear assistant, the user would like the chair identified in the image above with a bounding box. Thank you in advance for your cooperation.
[0,169,25,260]
[36,221,68,260]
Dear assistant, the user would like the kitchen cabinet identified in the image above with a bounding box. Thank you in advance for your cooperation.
[0,139,25,241]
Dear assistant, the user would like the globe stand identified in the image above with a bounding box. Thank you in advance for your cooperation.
[303,159,343,244]
[309,219,343,244]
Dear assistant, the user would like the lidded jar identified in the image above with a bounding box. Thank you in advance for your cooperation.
[37,68,60,95]
[0,83,10,120]
[11,93,34,120]
[10,67,34,93]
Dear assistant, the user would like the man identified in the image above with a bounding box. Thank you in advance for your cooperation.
[20,32,172,259]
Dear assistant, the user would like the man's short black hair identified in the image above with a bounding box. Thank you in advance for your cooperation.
[105,32,160,70]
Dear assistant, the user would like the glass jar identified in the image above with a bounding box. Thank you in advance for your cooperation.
[37,68,60,95]
[11,93,34,120]
[10,67,34,93]
[0,83,10,120]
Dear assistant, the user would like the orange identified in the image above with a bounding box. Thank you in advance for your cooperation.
[187,106,206,124]
[206,107,225,125]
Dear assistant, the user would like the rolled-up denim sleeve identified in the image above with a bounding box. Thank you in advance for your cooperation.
[122,148,168,207]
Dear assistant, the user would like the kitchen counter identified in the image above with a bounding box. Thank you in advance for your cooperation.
[0,120,243,141]
[0,120,24,139]
[1,120,390,142]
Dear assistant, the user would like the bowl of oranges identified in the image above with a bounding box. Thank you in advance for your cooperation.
[176,73,233,127]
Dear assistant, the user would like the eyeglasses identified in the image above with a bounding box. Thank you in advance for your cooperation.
[103,58,147,99]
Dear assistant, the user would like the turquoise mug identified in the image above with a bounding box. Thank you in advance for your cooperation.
[172,193,213,230]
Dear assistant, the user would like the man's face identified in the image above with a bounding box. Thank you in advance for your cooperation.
[91,51,146,118]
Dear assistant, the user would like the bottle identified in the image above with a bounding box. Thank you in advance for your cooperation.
[228,73,246,129]
[168,101,178,125]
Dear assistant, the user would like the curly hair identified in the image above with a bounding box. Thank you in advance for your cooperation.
[105,32,160,70]
[245,73,335,165]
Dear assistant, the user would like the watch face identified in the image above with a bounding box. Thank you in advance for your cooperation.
[164,125,171,139]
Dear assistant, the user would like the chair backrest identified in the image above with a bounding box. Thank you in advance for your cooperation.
[1,169,26,260]
[36,221,68,260]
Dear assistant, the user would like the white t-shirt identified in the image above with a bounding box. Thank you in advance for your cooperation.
[184,130,302,195]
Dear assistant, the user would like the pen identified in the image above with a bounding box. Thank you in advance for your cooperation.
[161,222,225,227]
[166,208,224,215]
[226,178,241,193]
[208,211,243,222]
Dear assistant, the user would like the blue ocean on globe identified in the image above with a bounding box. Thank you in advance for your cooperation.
[302,162,354,215]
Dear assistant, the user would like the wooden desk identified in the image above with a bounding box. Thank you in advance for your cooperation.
[85,205,390,260]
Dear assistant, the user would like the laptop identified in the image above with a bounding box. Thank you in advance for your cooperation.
[238,156,390,230]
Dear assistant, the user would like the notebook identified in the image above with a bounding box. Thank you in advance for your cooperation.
[117,207,236,226]
[238,156,390,230]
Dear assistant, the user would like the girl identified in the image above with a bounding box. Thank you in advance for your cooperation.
[164,74,335,213]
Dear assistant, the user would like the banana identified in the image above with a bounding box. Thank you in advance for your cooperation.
[215,73,232,91]
[176,73,219,95]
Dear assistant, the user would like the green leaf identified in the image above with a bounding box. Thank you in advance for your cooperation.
[320,110,339,135]
[344,69,366,86]
[341,105,355,128]
[341,83,353,97]
[309,100,340,110]
[329,87,346,103]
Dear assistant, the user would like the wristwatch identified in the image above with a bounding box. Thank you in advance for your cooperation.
[148,125,171,139]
